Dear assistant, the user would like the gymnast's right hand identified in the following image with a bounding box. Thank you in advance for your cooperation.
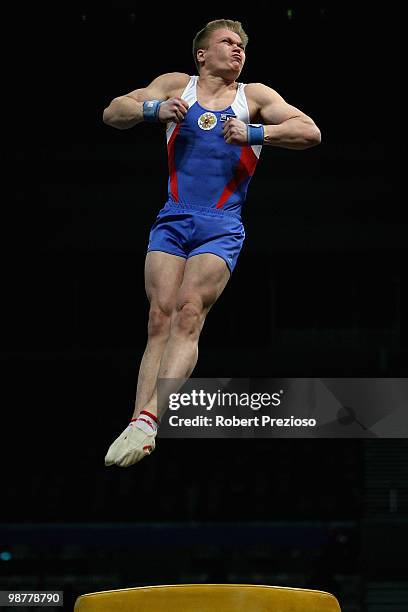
[158,97,189,123]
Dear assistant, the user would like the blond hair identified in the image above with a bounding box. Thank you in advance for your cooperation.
[192,19,248,73]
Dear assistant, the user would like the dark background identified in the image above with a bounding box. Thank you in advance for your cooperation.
[1,4,407,612]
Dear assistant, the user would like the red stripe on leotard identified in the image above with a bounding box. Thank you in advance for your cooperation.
[215,146,259,209]
[167,124,181,202]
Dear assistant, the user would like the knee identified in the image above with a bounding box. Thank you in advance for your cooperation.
[148,305,172,339]
[173,302,203,337]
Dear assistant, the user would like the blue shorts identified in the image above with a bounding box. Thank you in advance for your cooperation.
[147,202,245,273]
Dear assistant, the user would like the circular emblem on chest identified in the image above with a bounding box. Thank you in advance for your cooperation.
[198,112,217,130]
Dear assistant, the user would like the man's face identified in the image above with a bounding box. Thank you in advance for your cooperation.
[199,28,246,76]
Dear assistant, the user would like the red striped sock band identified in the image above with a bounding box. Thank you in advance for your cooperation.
[140,410,159,424]
[130,411,159,424]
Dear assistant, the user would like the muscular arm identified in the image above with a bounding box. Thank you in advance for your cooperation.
[103,72,189,130]
[246,83,321,149]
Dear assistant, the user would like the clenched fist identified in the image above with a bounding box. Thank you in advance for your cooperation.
[223,117,248,145]
[158,97,189,123]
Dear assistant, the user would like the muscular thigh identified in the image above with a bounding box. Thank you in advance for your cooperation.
[145,251,186,311]
[176,253,231,314]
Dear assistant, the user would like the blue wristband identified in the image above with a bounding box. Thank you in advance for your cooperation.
[247,124,264,145]
[143,100,162,122]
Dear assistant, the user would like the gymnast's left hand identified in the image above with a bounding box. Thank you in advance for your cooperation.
[222,117,248,145]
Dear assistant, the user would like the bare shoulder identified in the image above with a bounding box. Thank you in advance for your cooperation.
[124,72,190,102]
[244,83,294,123]
[157,72,191,97]
[245,82,311,126]
[157,72,190,86]
[244,82,282,104]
